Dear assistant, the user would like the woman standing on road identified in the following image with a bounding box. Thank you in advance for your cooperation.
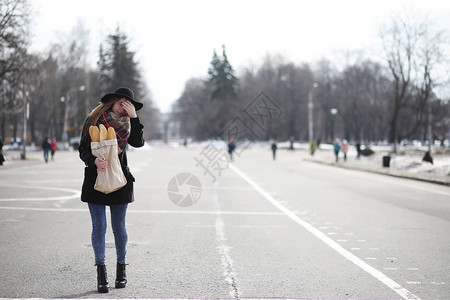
[78,87,144,293]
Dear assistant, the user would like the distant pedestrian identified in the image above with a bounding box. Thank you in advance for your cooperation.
[79,87,145,293]
[0,137,5,165]
[271,140,278,160]
[50,137,57,160]
[228,139,236,161]
[310,140,317,156]
[42,137,51,163]
[356,140,361,159]
[333,138,341,162]
[317,138,321,149]
[342,139,349,161]
[289,136,295,150]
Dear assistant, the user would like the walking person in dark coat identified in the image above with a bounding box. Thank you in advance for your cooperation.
[271,140,278,160]
[78,87,144,293]
[0,137,5,165]
[356,140,362,159]
[42,137,51,163]
[228,138,236,161]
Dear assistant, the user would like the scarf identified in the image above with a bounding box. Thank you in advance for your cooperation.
[98,111,130,153]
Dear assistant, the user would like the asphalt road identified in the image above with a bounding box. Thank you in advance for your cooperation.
[0,145,449,299]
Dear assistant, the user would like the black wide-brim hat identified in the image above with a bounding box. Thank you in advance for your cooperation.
[101,87,143,111]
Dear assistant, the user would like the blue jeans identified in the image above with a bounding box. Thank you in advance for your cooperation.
[88,203,128,265]
[43,149,50,163]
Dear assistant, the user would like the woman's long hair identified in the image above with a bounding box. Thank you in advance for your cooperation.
[80,97,120,147]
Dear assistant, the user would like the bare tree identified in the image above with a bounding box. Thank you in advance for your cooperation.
[332,60,391,143]
[313,59,337,142]
[0,0,31,140]
[174,78,209,139]
[380,11,447,152]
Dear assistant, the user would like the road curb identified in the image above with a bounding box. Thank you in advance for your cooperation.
[304,158,450,187]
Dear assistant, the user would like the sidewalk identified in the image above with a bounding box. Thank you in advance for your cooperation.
[0,149,76,169]
[304,146,450,186]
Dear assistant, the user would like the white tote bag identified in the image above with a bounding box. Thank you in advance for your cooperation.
[91,139,127,194]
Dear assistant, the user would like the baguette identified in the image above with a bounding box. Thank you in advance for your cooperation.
[89,126,100,142]
[99,124,107,142]
[107,127,116,140]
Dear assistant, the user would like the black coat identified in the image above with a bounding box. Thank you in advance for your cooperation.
[79,117,145,206]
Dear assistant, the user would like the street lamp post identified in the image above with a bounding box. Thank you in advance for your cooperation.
[427,102,432,153]
[20,91,29,160]
[330,108,338,140]
[61,85,85,149]
[308,82,318,142]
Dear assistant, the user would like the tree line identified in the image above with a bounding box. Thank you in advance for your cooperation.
[1,1,448,150]
[173,12,449,149]
[0,0,160,147]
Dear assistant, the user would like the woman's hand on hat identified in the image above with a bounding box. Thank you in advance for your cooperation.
[121,100,137,118]
[95,157,108,171]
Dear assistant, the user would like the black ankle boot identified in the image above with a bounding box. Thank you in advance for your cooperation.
[115,262,127,288]
[96,264,109,293]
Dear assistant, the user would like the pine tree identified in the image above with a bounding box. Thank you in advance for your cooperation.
[97,44,111,93]
[97,27,140,95]
[203,45,240,137]
[207,45,238,101]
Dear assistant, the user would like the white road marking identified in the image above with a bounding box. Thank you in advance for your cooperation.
[214,183,240,299]
[0,298,324,300]
[231,225,285,229]
[406,282,422,285]
[140,186,256,191]
[384,268,398,270]
[351,248,361,250]
[431,281,446,285]
[230,164,421,300]
[407,268,419,271]
[0,207,87,212]
[183,224,215,228]
[0,218,19,222]
[0,185,80,202]
[365,257,377,260]
[0,206,286,216]
[337,239,348,242]
[18,179,82,184]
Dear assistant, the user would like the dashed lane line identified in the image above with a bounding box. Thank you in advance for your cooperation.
[230,164,421,300]
[216,213,240,299]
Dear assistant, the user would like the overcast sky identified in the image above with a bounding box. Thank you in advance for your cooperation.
[29,0,450,113]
